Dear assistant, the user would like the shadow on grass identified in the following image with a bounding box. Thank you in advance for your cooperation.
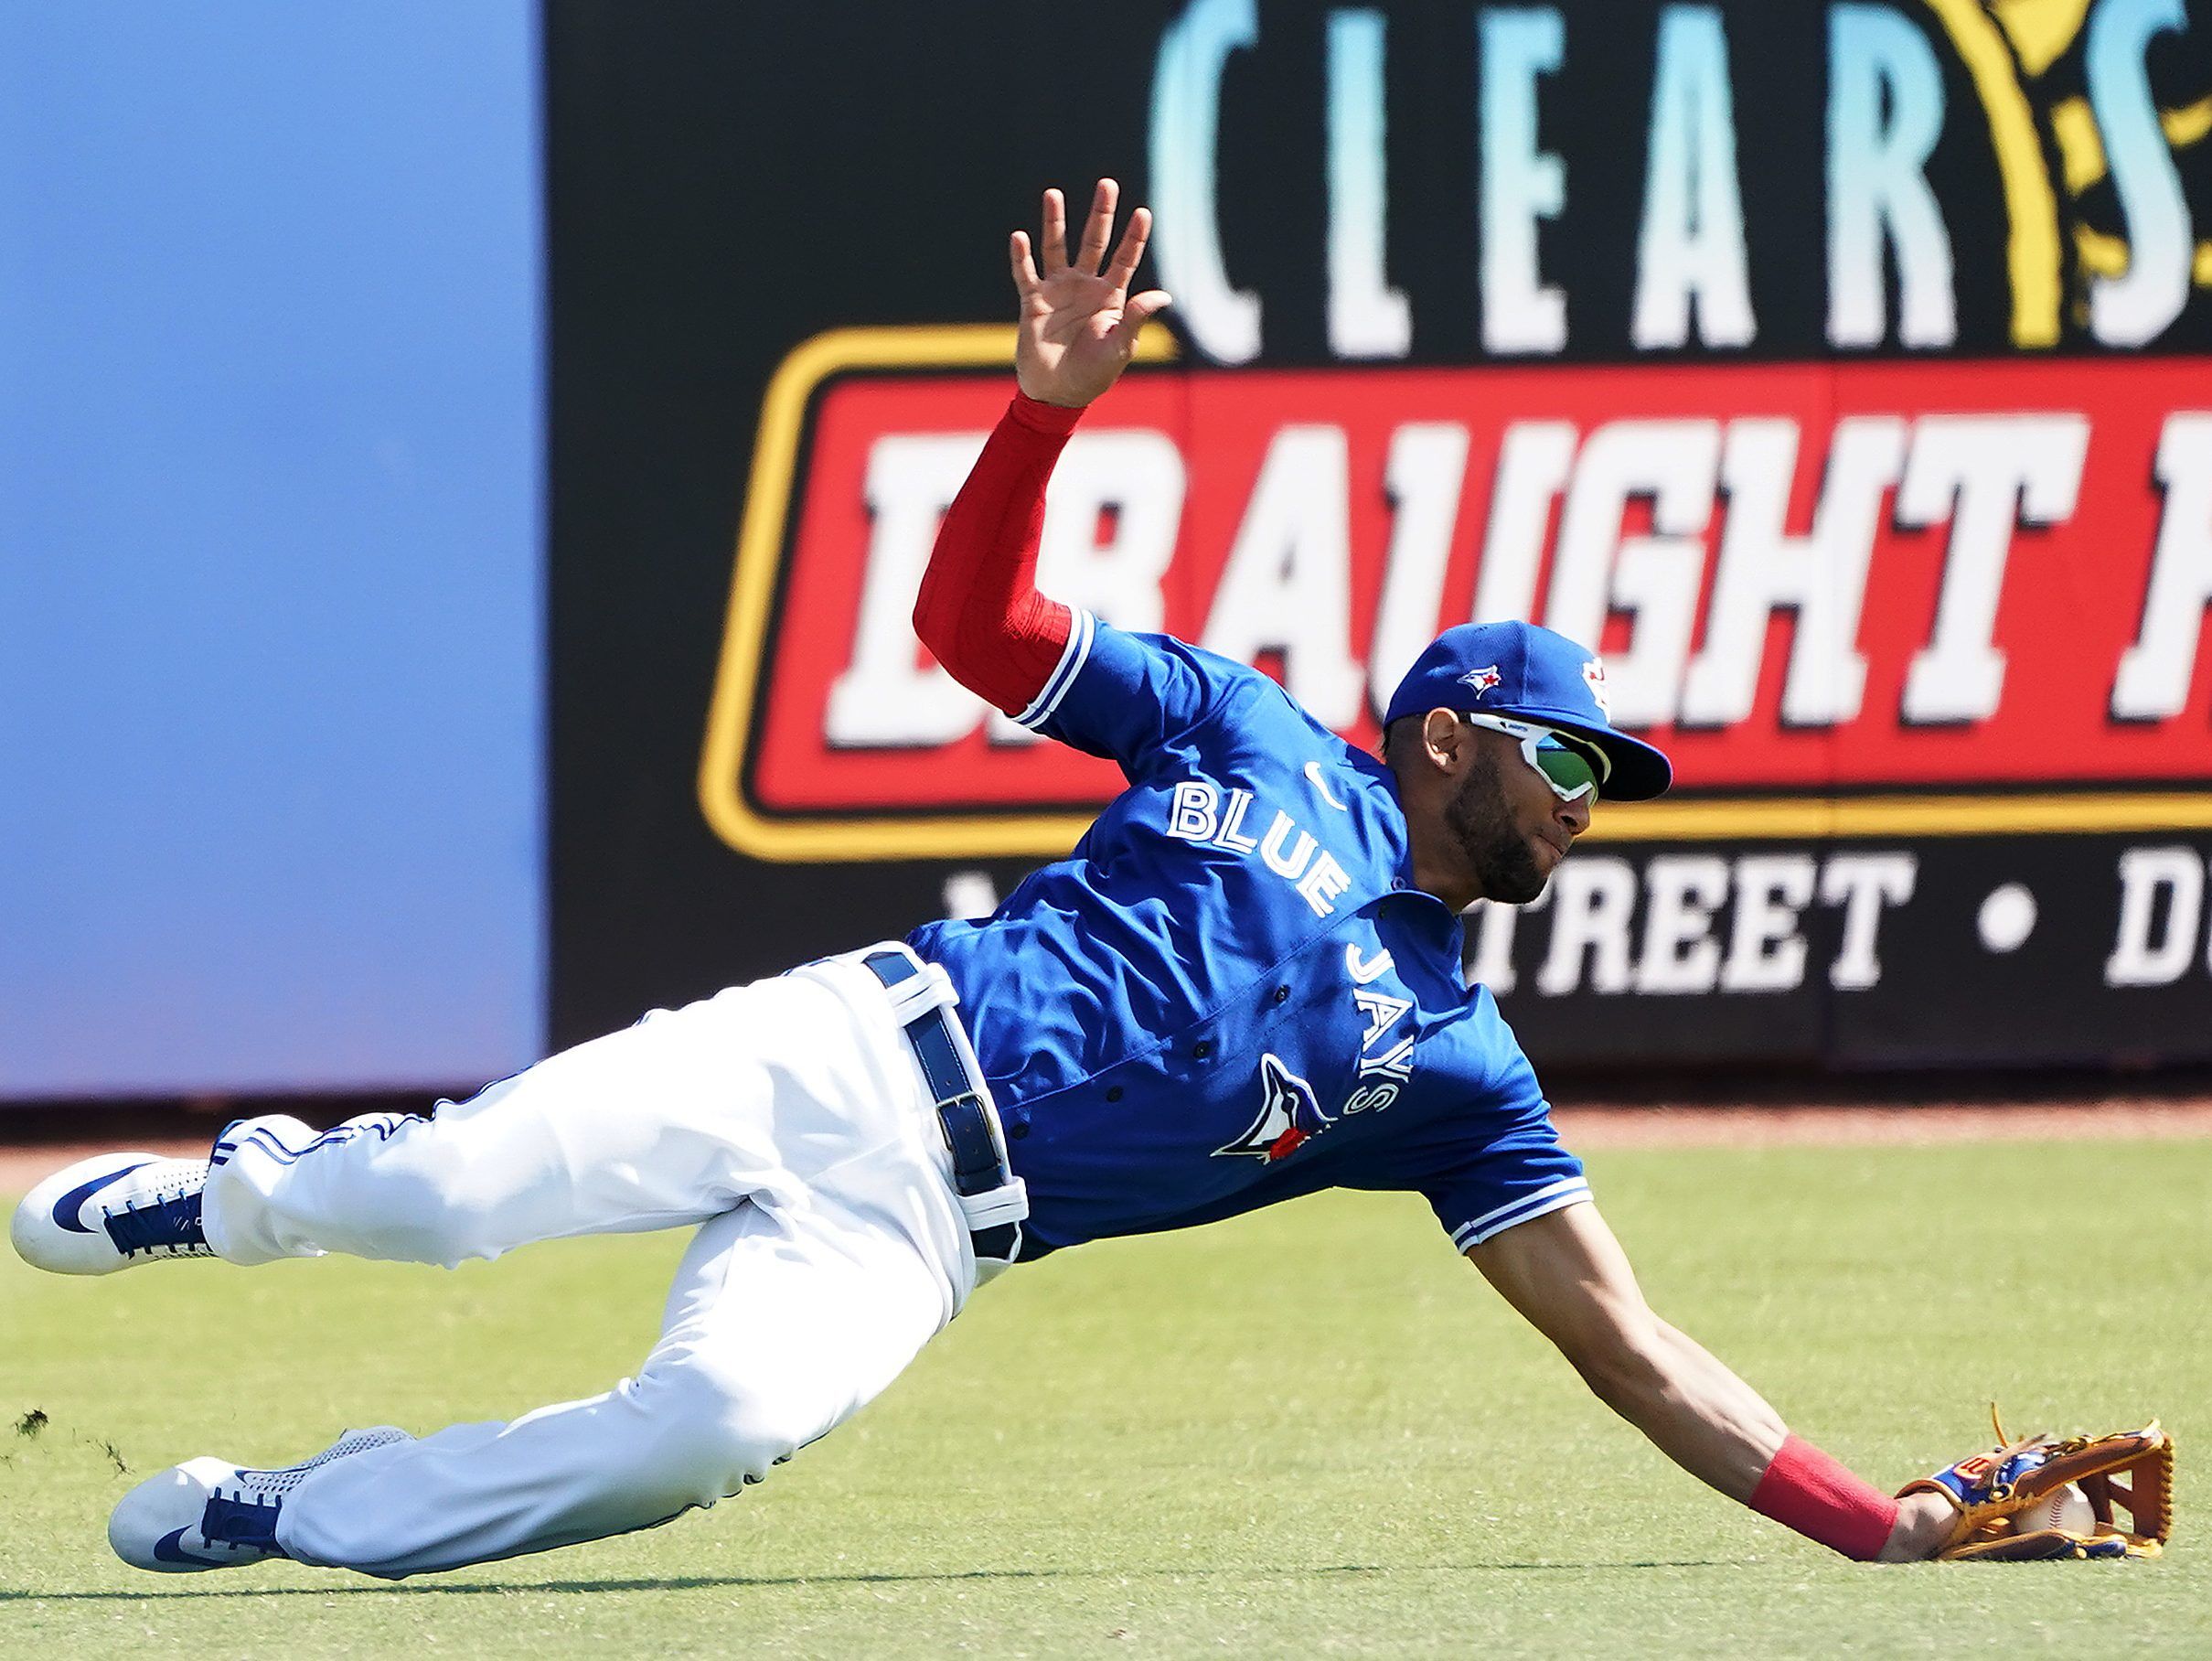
[2,1559,1733,1602]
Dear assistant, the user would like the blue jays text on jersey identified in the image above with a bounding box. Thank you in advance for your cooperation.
[908,611,1588,1261]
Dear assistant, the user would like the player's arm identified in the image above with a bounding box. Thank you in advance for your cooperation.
[1466,1202,1953,1560]
[912,180,1171,717]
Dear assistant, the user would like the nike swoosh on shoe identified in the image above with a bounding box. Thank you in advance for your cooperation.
[152,1527,231,1568]
[51,1163,153,1234]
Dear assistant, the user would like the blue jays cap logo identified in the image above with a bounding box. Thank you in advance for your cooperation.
[1581,659,1610,718]
[1459,663,1501,699]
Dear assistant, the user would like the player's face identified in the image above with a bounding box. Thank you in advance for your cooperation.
[1444,732,1594,904]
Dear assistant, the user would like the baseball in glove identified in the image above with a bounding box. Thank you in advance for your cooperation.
[1902,1409,2173,1560]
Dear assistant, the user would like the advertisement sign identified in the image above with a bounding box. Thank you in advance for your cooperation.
[549,0,2212,1066]
[703,348,2212,859]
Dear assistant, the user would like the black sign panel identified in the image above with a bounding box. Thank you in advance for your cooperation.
[545,1,2212,1069]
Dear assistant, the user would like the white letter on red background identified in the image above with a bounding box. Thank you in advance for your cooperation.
[2112,415,2212,721]
[1203,426,1364,727]
[1897,414,2088,725]
[1470,421,1577,625]
[1682,416,1907,727]
[828,433,988,747]
[1544,418,1722,727]
[1368,423,1472,715]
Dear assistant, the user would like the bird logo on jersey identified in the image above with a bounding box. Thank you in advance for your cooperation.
[1459,664,1501,699]
[1214,1054,1331,1163]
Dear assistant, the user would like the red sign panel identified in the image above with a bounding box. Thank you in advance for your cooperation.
[702,340,2212,861]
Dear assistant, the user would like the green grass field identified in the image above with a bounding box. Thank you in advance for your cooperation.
[3,1137,2207,1656]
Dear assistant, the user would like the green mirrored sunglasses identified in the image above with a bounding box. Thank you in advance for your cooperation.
[1457,711,1608,802]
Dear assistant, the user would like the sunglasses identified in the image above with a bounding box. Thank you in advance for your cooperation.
[1457,711,1609,802]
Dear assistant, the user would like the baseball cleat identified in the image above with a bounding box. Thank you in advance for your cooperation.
[11,1152,215,1275]
[108,1427,412,1573]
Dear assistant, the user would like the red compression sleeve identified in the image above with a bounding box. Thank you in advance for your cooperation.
[912,391,1085,717]
[1747,1434,1900,1561]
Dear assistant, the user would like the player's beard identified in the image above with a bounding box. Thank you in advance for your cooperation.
[1445,749,1549,905]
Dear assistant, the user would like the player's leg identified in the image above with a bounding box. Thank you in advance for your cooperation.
[198,1031,735,1270]
[102,946,999,1577]
[205,958,937,1269]
[17,966,869,1276]
[114,1152,975,1577]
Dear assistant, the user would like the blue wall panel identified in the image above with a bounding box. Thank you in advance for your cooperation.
[0,2,544,1097]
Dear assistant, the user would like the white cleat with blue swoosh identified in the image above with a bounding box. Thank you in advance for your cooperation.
[11,1152,215,1275]
[109,1429,412,1573]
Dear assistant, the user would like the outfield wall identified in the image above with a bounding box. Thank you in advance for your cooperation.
[6,3,2207,1103]
[548,1,2212,1070]
[0,4,545,1100]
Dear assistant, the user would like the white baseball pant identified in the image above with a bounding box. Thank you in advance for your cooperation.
[198,946,988,1578]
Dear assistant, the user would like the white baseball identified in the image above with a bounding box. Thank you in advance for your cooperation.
[2013,1483,2095,1535]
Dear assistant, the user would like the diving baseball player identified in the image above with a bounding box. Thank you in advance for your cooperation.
[12,181,2169,1575]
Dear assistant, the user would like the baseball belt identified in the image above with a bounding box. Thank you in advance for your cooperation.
[862,948,1027,1264]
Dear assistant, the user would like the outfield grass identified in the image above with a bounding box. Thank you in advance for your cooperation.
[2,1137,2206,1656]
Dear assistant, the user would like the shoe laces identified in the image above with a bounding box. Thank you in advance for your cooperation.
[199,1489,286,1554]
[100,1163,214,1259]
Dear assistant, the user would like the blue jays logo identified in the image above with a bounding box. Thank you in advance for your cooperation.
[1581,658,1611,718]
[1459,663,1501,699]
[1214,1054,1331,1163]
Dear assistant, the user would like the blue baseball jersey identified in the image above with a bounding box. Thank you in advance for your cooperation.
[905,612,1588,1261]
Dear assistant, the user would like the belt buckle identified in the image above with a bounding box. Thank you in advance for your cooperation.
[934,1091,1029,1260]
[936,1093,1000,1184]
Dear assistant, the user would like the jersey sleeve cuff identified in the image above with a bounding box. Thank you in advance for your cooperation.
[1448,1175,1592,1251]
[1012,606,1096,730]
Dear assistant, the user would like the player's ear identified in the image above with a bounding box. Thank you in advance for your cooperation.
[1420,708,1465,773]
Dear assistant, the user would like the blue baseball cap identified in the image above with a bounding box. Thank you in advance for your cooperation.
[1382,621,1672,801]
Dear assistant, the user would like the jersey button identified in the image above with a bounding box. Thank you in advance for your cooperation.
[1272,985,1289,1004]
[1008,1121,1030,1141]
[1192,1041,1213,1059]
[1106,1086,1124,1102]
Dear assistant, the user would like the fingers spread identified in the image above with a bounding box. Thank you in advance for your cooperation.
[1102,206,1151,295]
[1076,177,1119,274]
[1040,188,1068,275]
[1009,230,1040,295]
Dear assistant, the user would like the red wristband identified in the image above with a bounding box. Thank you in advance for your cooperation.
[1008,390,1085,435]
[1747,1434,1899,1561]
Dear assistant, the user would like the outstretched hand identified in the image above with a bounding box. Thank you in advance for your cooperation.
[1010,178,1172,409]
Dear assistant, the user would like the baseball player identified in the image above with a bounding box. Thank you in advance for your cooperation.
[12,180,2167,1576]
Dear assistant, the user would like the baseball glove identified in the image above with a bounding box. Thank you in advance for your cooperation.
[1901,1409,2172,1560]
